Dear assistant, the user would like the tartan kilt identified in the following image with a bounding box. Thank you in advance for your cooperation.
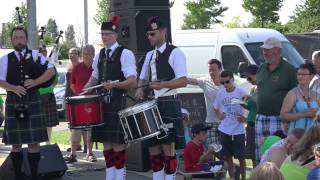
[91,95,126,144]
[2,92,48,145]
[146,96,183,148]
[41,93,59,127]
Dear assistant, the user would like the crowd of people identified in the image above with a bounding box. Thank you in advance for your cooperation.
[1,13,320,180]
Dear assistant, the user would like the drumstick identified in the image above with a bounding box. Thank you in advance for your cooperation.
[82,80,119,91]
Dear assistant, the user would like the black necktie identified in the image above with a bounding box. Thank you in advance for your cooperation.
[106,49,112,60]
[156,50,160,61]
[18,52,24,61]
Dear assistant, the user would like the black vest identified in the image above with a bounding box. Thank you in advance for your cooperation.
[97,46,126,94]
[6,50,41,92]
[150,44,176,81]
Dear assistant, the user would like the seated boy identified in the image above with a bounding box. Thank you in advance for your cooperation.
[183,123,225,178]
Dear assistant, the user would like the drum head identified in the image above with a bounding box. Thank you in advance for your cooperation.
[118,100,157,116]
[66,94,102,103]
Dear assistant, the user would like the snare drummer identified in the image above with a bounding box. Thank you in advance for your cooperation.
[85,16,137,180]
[135,16,187,180]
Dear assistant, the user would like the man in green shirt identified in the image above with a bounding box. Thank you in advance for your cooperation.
[38,45,59,144]
[255,37,298,162]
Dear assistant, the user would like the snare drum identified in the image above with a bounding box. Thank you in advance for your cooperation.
[118,100,167,144]
[66,95,104,129]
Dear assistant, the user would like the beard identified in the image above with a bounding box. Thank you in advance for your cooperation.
[13,43,26,52]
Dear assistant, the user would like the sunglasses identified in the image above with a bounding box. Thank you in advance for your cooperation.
[146,32,156,37]
[220,80,231,84]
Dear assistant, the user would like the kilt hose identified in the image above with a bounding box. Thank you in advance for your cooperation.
[91,94,127,144]
[3,92,48,145]
[146,96,184,149]
[41,93,59,127]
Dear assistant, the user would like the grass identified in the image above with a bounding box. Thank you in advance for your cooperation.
[51,129,104,150]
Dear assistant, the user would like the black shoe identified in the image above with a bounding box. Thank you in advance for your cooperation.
[67,145,82,152]
[234,165,241,180]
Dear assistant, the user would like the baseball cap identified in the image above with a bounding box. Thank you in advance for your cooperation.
[191,123,212,134]
[240,64,259,78]
[260,37,282,49]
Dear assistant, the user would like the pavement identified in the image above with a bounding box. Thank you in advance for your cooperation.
[0,122,191,180]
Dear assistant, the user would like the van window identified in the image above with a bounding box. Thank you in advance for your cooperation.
[245,42,304,67]
[221,46,248,74]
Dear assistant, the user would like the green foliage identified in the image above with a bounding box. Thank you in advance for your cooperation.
[224,16,242,28]
[182,0,228,29]
[46,18,59,38]
[286,0,320,33]
[94,0,110,25]
[1,2,28,48]
[242,0,284,27]
[58,25,77,59]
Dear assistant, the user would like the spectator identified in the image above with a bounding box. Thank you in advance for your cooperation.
[250,162,284,180]
[64,48,85,157]
[213,70,248,180]
[280,126,320,179]
[310,51,320,98]
[280,63,319,132]
[307,143,320,180]
[64,45,97,163]
[0,96,3,127]
[183,123,225,178]
[273,121,290,139]
[240,64,258,167]
[256,37,298,162]
[260,128,305,168]
[187,59,223,147]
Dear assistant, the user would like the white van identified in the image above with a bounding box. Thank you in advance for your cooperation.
[173,28,305,93]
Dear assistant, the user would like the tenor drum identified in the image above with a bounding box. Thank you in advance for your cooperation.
[66,95,104,129]
[118,100,167,144]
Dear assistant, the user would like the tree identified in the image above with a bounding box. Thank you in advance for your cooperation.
[224,16,242,28]
[94,0,110,25]
[242,0,284,27]
[46,18,58,38]
[58,25,77,59]
[285,0,320,33]
[1,2,28,48]
[182,0,228,29]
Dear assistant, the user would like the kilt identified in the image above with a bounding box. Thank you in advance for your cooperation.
[206,121,220,147]
[3,92,48,145]
[91,94,127,144]
[41,93,59,127]
[146,96,184,148]
[255,114,281,162]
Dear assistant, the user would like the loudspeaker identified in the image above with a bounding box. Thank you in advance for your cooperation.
[22,144,67,179]
[110,0,171,54]
[126,141,151,172]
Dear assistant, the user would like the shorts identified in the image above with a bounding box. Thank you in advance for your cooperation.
[219,131,245,159]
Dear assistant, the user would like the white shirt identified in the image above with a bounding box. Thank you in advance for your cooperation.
[197,76,223,123]
[213,86,249,135]
[91,42,137,79]
[139,43,187,80]
[0,50,53,81]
